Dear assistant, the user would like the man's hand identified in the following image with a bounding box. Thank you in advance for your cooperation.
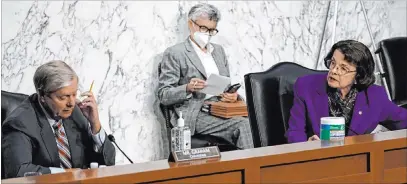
[186,78,207,93]
[220,92,238,103]
[77,91,101,134]
[308,135,320,141]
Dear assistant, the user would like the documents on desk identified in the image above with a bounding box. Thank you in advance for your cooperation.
[200,74,231,95]
[204,101,248,118]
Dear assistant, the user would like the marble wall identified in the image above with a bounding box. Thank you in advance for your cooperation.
[2,1,406,164]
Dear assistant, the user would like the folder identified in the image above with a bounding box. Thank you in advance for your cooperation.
[204,101,248,118]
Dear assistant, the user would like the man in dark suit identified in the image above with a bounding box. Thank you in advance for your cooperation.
[2,60,115,178]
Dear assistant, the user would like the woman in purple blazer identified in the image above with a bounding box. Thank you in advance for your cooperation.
[286,40,407,143]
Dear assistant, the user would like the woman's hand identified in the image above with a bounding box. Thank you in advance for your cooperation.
[308,135,320,141]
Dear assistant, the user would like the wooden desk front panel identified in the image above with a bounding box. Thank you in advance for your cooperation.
[153,170,243,183]
[2,130,406,184]
[260,154,369,183]
[383,147,407,183]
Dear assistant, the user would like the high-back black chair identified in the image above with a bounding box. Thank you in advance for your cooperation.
[1,90,29,179]
[375,37,407,109]
[244,62,327,147]
[1,90,29,124]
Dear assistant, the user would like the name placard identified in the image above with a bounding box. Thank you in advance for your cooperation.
[172,146,221,162]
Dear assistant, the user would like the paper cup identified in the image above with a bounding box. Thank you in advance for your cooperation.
[90,162,99,169]
[320,117,345,141]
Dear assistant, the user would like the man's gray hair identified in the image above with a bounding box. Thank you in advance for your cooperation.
[188,3,221,22]
[33,60,78,96]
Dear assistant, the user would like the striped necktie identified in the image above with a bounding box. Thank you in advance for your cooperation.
[52,120,72,169]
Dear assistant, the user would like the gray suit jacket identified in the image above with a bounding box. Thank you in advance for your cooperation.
[157,38,232,133]
[1,94,115,178]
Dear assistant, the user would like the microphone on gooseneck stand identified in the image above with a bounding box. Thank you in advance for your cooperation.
[343,120,404,136]
[344,124,359,135]
[108,134,134,164]
[52,124,58,137]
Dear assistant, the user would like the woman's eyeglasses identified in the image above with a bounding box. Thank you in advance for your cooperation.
[327,59,356,76]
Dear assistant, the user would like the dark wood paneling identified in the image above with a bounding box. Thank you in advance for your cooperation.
[260,154,368,183]
[154,171,242,183]
[295,173,370,183]
[383,167,407,183]
[384,148,407,169]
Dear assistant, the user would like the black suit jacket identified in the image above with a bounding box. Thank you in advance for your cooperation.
[1,94,115,178]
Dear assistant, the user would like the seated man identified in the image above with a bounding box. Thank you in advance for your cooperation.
[2,60,115,178]
[157,3,254,149]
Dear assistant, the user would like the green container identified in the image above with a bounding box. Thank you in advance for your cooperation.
[320,124,345,141]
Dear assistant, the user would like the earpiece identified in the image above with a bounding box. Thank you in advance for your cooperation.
[38,89,44,97]
[40,96,45,103]
[37,85,45,96]
[37,87,46,102]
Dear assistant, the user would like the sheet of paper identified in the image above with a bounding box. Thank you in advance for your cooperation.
[200,74,231,95]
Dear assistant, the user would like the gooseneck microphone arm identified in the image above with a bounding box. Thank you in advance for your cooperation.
[345,120,404,136]
[108,134,134,164]
[344,124,359,135]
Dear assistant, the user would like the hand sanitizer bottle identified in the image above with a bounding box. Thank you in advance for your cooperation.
[180,112,191,150]
[171,112,191,151]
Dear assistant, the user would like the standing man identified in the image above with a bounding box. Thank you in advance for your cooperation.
[2,61,115,178]
[158,3,254,149]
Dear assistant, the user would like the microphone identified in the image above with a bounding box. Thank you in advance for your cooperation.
[52,124,59,137]
[108,134,134,164]
[342,120,403,136]
[344,120,404,136]
[208,142,243,150]
[344,124,359,135]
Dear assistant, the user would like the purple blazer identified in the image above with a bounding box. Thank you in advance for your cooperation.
[286,73,407,143]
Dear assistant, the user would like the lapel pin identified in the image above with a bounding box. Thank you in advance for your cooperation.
[359,111,362,115]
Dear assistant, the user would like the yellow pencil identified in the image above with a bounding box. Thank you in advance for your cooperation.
[89,80,94,92]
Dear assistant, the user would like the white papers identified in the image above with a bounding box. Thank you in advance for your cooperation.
[200,74,231,95]
[370,125,389,134]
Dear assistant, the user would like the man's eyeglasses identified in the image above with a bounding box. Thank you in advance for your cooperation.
[191,20,219,36]
[327,59,357,76]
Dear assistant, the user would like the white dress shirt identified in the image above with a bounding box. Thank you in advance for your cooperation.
[39,101,106,173]
[189,38,220,99]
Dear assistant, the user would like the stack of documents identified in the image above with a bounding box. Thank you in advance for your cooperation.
[205,101,248,118]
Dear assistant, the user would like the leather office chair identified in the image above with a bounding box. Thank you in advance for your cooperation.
[244,62,327,147]
[1,90,29,124]
[375,37,407,109]
[1,90,29,179]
